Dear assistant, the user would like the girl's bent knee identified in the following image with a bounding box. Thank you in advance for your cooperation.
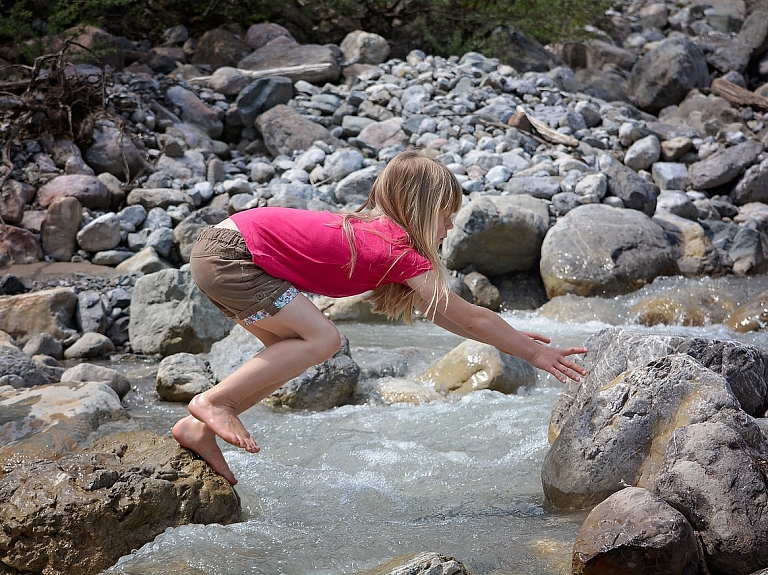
[316,325,341,362]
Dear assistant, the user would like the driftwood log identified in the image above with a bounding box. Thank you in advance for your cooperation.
[187,63,335,85]
[711,77,768,112]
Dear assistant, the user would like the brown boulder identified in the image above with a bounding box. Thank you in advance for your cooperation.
[0,430,241,575]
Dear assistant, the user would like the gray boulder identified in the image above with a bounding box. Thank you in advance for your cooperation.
[128,266,232,356]
[688,139,763,190]
[156,352,214,402]
[539,204,678,298]
[442,194,550,276]
[542,353,747,510]
[236,76,294,127]
[603,163,659,216]
[655,421,768,575]
[549,327,768,443]
[0,341,50,388]
[255,104,342,157]
[628,36,710,113]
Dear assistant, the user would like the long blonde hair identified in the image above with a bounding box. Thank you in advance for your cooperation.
[339,150,463,323]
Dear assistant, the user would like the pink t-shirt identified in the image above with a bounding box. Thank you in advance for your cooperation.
[230,207,432,297]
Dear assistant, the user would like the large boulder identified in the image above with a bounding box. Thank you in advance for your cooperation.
[442,194,550,276]
[35,174,112,210]
[628,36,710,113]
[0,287,79,346]
[655,421,768,575]
[237,35,341,84]
[0,430,241,575]
[539,204,678,298]
[549,327,768,443]
[128,267,232,356]
[254,104,343,157]
[0,381,127,469]
[541,353,747,510]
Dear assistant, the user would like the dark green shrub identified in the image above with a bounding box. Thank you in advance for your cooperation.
[0,0,613,60]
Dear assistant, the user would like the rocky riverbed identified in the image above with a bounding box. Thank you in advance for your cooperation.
[5,0,768,573]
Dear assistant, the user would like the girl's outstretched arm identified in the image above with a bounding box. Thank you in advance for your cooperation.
[406,272,587,383]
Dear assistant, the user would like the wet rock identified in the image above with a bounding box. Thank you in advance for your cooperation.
[572,487,701,575]
[0,430,241,575]
[360,376,443,405]
[539,204,678,298]
[725,286,768,332]
[417,339,536,395]
[652,212,724,275]
[363,552,469,575]
[462,271,502,310]
[548,327,768,443]
[542,353,746,510]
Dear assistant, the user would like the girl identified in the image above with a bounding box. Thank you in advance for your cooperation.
[172,151,587,485]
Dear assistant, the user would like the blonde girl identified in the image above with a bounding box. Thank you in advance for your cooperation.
[172,150,587,485]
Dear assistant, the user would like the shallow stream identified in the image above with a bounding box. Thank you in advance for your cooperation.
[101,274,768,575]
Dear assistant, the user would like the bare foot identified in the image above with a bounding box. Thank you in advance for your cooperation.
[188,394,260,453]
[172,415,238,485]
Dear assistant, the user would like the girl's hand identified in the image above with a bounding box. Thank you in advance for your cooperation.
[530,346,588,384]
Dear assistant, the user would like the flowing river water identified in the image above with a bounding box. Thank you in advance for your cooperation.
[100,274,768,575]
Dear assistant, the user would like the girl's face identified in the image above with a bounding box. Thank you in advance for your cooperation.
[436,210,454,246]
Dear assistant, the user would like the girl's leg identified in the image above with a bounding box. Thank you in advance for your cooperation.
[172,298,338,485]
[187,293,340,451]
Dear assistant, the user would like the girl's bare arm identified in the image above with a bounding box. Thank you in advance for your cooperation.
[406,271,587,383]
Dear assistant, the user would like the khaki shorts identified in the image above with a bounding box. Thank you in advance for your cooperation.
[189,227,298,324]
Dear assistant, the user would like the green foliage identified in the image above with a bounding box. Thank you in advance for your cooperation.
[0,0,613,61]
[0,3,35,42]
